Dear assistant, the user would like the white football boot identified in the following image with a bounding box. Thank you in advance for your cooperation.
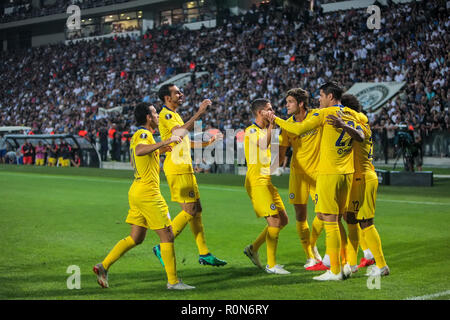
[265,264,291,275]
[313,270,344,281]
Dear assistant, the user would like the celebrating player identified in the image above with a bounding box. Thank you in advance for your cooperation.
[263,82,364,281]
[243,98,290,275]
[153,84,227,267]
[328,94,389,277]
[93,103,196,290]
[278,88,323,268]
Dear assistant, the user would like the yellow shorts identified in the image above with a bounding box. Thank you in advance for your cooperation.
[166,173,200,203]
[35,158,45,166]
[349,172,378,220]
[62,159,70,167]
[315,173,353,215]
[288,172,316,204]
[48,157,56,165]
[58,157,70,167]
[126,182,171,230]
[246,183,286,218]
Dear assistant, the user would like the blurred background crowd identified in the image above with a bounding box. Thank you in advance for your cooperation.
[0,0,448,167]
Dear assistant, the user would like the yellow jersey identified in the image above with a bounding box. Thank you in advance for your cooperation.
[353,112,376,176]
[129,128,161,190]
[158,105,194,175]
[279,109,322,175]
[244,123,271,186]
[275,105,360,175]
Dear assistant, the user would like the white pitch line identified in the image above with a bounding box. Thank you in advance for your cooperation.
[405,290,450,300]
[1,171,449,206]
[377,199,449,206]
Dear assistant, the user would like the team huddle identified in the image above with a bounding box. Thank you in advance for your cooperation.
[93,81,389,289]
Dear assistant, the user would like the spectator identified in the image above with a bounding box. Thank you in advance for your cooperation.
[0,133,7,164]
[71,152,82,168]
[35,141,46,166]
[111,131,122,161]
[21,140,34,165]
[5,147,17,164]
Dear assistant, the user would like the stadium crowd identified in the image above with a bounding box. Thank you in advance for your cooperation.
[0,0,448,164]
[0,0,136,23]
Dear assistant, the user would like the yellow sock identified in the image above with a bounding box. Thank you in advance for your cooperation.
[363,225,387,269]
[324,222,341,275]
[171,210,194,238]
[347,223,359,266]
[102,236,136,270]
[266,226,280,268]
[338,220,348,265]
[296,220,314,259]
[252,226,268,252]
[160,242,178,285]
[189,212,209,255]
[358,224,368,251]
[310,215,324,248]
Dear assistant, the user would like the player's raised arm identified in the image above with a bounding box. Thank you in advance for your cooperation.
[191,131,223,149]
[326,113,364,142]
[263,110,322,137]
[172,99,212,137]
[135,135,182,156]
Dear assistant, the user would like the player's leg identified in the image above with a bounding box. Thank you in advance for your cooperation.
[154,226,195,290]
[294,204,316,266]
[264,185,289,274]
[359,219,389,276]
[265,212,290,275]
[289,174,314,262]
[166,174,197,238]
[343,211,359,273]
[312,174,353,280]
[358,177,389,276]
[94,224,144,288]
[357,223,375,268]
[338,216,348,267]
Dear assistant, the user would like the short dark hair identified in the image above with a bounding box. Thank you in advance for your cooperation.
[341,94,362,112]
[286,88,309,110]
[134,103,151,126]
[251,98,270,115]
[319,81,343,101]
[158,83,175,103]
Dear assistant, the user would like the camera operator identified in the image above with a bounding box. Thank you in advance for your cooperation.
[393,122,415,172]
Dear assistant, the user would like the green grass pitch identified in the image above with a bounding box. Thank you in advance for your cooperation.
[0,164,449,300]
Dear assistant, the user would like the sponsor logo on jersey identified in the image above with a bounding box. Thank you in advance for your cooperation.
[165,113,172,120]
[270,203,276,210]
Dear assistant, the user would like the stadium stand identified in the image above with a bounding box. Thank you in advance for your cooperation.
[1,0,137,23]
[0,0,448,162]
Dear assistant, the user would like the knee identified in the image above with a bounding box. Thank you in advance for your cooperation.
[166,232,175,243]
[358,219,374,229]
[132,236,144,245]
[345,212,358,225]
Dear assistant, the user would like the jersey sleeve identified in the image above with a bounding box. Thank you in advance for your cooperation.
[275,111,323,136]
[135,130,152,146]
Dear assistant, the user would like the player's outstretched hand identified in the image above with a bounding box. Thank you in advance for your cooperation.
[261,110,275,123]
[326,114,345,129]
[169,135,183,144]
[160,145,173,154]
[198,99,212,114]
[209,132,223,145]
